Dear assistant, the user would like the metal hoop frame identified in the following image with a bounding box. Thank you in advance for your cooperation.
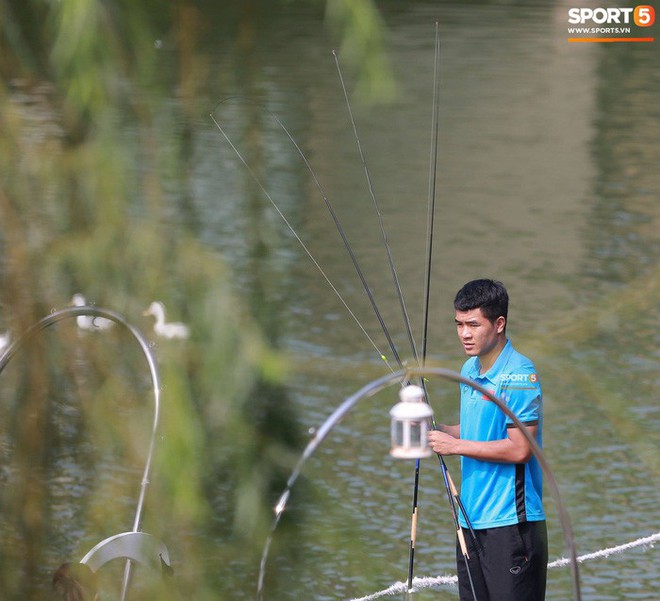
[0,306,162,600]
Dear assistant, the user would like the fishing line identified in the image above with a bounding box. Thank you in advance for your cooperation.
[210,106,395,373]
[346,531,660,601]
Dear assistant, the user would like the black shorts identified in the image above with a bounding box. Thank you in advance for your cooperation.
[456,520,548,601]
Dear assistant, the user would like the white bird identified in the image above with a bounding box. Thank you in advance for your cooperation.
[143,301,189,340]
[71,294,114,331]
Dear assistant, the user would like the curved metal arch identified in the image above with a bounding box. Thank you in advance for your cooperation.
[0,305,161,539]
[81,531,171,573]
[258,366,581,601]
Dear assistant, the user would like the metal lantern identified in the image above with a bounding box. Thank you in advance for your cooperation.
[389,384,434,459]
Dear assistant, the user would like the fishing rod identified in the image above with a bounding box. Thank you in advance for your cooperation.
[212,98,427,601]
[214,97,452,601]
[213,95,436,598]
[210,105,397,374]
[331,55,458,592]
[332,51,419,363]
[211,95,433,385]
[417,23,481,600]
[213,47,477,595]
[421,21,440,366]
[330,50,429,597]
[332,27,481,599]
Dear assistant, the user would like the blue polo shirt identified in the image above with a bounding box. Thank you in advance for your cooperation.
[458,339,545,529]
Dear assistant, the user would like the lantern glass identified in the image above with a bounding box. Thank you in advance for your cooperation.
[410,420,423,446]
[392,419,405,447]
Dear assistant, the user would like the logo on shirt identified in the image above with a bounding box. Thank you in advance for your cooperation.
[500,373,540,390]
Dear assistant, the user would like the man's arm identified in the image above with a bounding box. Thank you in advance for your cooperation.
[428,424,537,464]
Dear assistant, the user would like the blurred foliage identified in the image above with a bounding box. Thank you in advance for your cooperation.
[325,0,396,102]
[0,0,393,599]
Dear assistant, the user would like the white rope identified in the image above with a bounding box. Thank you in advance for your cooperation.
[347,532,660,601]
[547,532,660,568]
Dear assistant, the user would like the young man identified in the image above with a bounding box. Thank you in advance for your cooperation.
[428,279,547,601]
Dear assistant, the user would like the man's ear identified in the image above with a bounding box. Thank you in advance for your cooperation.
[496,316,506,334]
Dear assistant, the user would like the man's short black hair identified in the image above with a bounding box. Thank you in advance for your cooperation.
[454,279,508,324]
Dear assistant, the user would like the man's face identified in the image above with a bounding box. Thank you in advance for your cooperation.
[454,308,504,358]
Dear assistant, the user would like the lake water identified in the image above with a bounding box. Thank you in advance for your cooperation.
[1,1,658,600]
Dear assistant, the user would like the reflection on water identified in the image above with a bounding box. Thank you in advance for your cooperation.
[1,1,658,600]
